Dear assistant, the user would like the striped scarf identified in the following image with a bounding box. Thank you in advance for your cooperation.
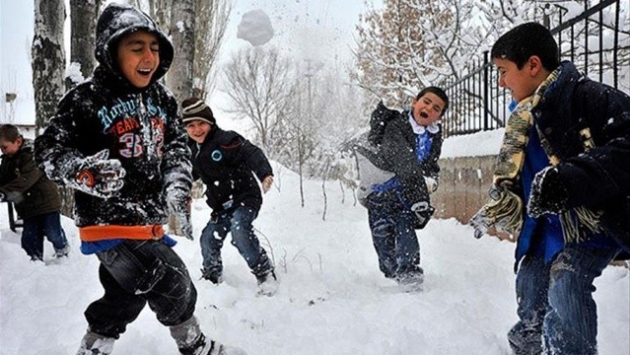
[470,67,601,243]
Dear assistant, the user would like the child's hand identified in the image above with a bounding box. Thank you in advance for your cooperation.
[262,175,273,194]
[68,149,126,199]
[527,166,569,218]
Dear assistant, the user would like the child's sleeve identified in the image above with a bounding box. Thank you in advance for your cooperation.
[34,91,86,183]
[238,140,273,181]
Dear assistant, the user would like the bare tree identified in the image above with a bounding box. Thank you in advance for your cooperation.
[66,0,101,89]
[166,0,195,101]
[192,0,232,99]
[222,46,297,152]
[141,0,231,101]
[32,0,66,132]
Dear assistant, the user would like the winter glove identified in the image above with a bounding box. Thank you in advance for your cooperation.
[410,200,435,229]
[527,166,569,218]
[165,185,193,240]
[66,149,126,199]
[424,177,438,194]
[0,191,5,202]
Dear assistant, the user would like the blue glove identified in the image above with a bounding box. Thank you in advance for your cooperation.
[66,149,126,199]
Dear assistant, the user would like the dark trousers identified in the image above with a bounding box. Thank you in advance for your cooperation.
[367,191,422,278]
[200,206,272,276]
[85,240,197,339]
[21,211,68,259]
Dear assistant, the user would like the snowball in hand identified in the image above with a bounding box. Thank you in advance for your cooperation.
[237,9,274,46]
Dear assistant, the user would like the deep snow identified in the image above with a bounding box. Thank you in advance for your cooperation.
[1,159,628,355]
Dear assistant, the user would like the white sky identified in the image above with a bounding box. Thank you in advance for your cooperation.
[1,157,629,355]
[0,0,381,125]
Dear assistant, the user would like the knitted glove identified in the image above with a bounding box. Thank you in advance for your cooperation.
[424,177,438,194]
[66,150,126,199]
[165,185,193,240]
[527,166,569,218]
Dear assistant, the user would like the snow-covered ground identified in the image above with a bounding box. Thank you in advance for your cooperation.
[1,160,628,355]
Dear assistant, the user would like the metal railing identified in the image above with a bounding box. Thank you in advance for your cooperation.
[4,202,23,232]
[442,0,629,137]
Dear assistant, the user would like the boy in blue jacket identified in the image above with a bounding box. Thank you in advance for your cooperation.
[473,22,630,355]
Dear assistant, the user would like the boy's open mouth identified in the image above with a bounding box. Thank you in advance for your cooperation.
[419,111,429,118]
[137,68,153,76]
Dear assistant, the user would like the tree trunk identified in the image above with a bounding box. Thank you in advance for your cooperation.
[32,0,65,133]
[166,0,195,102]
[66,0,101,89]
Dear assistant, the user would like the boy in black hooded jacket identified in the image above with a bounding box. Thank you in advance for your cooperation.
[35,4,244,355]
[180,97,277,297]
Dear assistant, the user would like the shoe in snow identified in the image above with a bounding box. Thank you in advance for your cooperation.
[180,333,247,355]
[396,271,424,293]
[76,331,115,355]
[200,268,223,284]
[255,269,279,297]
[55,244,70,258]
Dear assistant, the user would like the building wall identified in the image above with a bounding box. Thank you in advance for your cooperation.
[432,155,496,224]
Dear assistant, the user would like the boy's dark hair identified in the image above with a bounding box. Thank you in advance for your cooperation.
[491,22,560,71]
[416,86,449,115]
[0,124,21,142]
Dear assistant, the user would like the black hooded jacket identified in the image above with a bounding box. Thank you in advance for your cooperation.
[189,127,273,216]
[534,61,630,253]
[34,3,192,228]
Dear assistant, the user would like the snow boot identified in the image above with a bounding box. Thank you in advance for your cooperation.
[75,331,115,355]
[171,316,246,355]
[396,270,424,293]
[255,269,279,297]
[55,244,70,258]
[179,333,247,355]
[200,268,223,284]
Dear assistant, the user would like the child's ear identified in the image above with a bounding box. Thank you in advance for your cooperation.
[527,55,544,76]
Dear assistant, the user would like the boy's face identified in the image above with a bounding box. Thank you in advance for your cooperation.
[185,120,212,144]
[494,56,544,103]
[411,92,445,126]
[0,137,22,157]
[117,30,160,88]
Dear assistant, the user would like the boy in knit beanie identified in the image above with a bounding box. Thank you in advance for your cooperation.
[181,97,278,297]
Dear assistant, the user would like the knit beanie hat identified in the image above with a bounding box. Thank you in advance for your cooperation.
[181,98,215,125]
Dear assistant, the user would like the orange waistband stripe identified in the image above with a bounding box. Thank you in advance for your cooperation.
[79,224,165,242]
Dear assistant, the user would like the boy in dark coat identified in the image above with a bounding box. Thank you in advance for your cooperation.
[473,22,630,354]
[34,4,244,355]
[353,87,448,291]
[181,97,278,296]
[0,124,69,261]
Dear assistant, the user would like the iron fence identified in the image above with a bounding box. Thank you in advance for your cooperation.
[442,0,629,137]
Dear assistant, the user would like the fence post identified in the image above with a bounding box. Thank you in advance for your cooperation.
[483,51,489,131]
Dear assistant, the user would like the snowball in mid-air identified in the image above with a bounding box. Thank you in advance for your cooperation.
[237,9,274,47]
